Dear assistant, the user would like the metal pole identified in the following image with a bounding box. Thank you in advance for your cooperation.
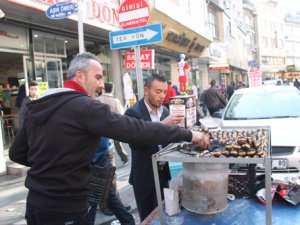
[152,155,166,225]
[77,0,84,53]
[134,46,144,100]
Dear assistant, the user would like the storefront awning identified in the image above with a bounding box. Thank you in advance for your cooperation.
[209,63,229,70]
[149,9,212,58]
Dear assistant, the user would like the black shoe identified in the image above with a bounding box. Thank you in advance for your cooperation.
[124,205,131,211]
[102,209,114,216]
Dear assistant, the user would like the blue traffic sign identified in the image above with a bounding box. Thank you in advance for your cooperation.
[109,23,163,50]
[46,2,78,20]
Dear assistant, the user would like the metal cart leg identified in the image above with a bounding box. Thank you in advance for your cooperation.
[265,157,272,225]
[152,155,165,225]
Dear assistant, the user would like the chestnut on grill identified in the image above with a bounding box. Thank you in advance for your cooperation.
[238,149,247,157]
[247,148,257,156]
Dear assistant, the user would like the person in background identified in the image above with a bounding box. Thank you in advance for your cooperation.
[236,81,246,89]
[125,74,186,222]
[15,84,26,109]
[98,82,129,165]
[294,78,300,90]
[97,82,131,216]
[163,80,176,109]
[200,90,208,117]
[226,82,235,100]
[18,81,39,127]
[88,137,135,225]
[219,83,226,97]
[9,52,209,225]
[172,84,180,95]
[204,80,227,116]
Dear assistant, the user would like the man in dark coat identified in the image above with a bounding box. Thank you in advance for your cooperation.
[9,53,209,225]
[205,79,227,116]
[125,74,184,221]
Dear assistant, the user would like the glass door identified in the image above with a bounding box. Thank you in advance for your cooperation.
[23,56,63,94]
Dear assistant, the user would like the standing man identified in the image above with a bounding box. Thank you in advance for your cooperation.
[226,82,235,100]
[205,79,227,116]
[294,78,300,90]
[125,74,185,221]
[18,80,39,127]
[98,82,129,165]
[9,52,209,225]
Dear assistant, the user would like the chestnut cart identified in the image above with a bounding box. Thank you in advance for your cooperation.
[151,127,272,225]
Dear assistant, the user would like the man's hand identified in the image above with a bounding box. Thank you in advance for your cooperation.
[191,131,210,149]
[161,114,184,126]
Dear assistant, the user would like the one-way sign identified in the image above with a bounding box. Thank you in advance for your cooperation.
[109,23,163,50]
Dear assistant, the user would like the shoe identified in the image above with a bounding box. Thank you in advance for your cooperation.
[124,205,131,211]
[102,208,114,216]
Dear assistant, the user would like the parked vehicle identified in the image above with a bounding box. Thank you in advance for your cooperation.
[262,79,282,86]
[206,85,300,173]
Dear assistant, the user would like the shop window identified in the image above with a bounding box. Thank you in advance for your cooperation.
[33,36,44,53]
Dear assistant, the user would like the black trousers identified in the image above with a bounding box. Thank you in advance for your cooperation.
[25,202,90,225]
[114,140,128,163]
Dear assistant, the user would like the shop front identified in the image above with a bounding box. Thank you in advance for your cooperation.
[122,8,211,98]
[0,0,123,110]
[0,0,121,172]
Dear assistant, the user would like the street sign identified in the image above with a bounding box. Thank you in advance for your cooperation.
[118,0,150,29]
[109,23,163,50]
[46,2,78,20]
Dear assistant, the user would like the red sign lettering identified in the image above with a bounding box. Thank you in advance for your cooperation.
[125,49,155,70]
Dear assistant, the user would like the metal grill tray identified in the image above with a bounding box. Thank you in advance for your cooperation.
[151,126,273,225]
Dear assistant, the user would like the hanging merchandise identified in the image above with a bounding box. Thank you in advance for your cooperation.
[123,72,136,109]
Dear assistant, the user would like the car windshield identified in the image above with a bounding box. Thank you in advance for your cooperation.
[224,90,300,120]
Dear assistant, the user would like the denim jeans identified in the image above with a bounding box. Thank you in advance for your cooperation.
[88,152,135,225]
[25,202,90,225]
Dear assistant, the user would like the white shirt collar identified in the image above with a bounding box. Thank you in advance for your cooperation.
[144,99,163,122]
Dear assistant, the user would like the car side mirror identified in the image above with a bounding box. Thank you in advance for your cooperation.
[212,111,222,118]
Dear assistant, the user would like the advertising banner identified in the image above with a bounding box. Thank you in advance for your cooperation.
[248,69,262,87]
[125,49,155,69]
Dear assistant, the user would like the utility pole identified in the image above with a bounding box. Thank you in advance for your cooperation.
[77,0,84,53]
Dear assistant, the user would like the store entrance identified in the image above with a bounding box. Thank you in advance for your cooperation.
[23,56,64,92]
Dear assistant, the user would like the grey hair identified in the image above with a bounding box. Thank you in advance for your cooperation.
[67,52,99,79]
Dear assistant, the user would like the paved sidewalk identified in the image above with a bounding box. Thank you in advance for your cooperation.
[0,144,140,225]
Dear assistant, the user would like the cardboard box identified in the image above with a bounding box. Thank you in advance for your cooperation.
[169,95,196,129]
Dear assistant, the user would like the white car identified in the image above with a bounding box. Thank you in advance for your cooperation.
[204,85,300,173]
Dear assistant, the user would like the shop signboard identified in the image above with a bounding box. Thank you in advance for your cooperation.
[109,23,163,50]
[118,0,150,29]
[45,2,78,20]
[125,49,155,69]
[169,95,196,130]
[208,63,229,70]
[248,68,262,87]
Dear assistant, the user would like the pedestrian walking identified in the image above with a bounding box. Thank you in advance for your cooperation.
[9,52,209,225]
[98,82,129,165]
[226,82,235,100]
[204,80,227,116]
[294,78,300,90]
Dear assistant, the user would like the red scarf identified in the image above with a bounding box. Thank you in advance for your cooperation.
[64,80,88,95]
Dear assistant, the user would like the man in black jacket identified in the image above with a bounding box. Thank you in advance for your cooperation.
[9,52,209,225]
[125,74,185,221]
[205,79,227,116]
